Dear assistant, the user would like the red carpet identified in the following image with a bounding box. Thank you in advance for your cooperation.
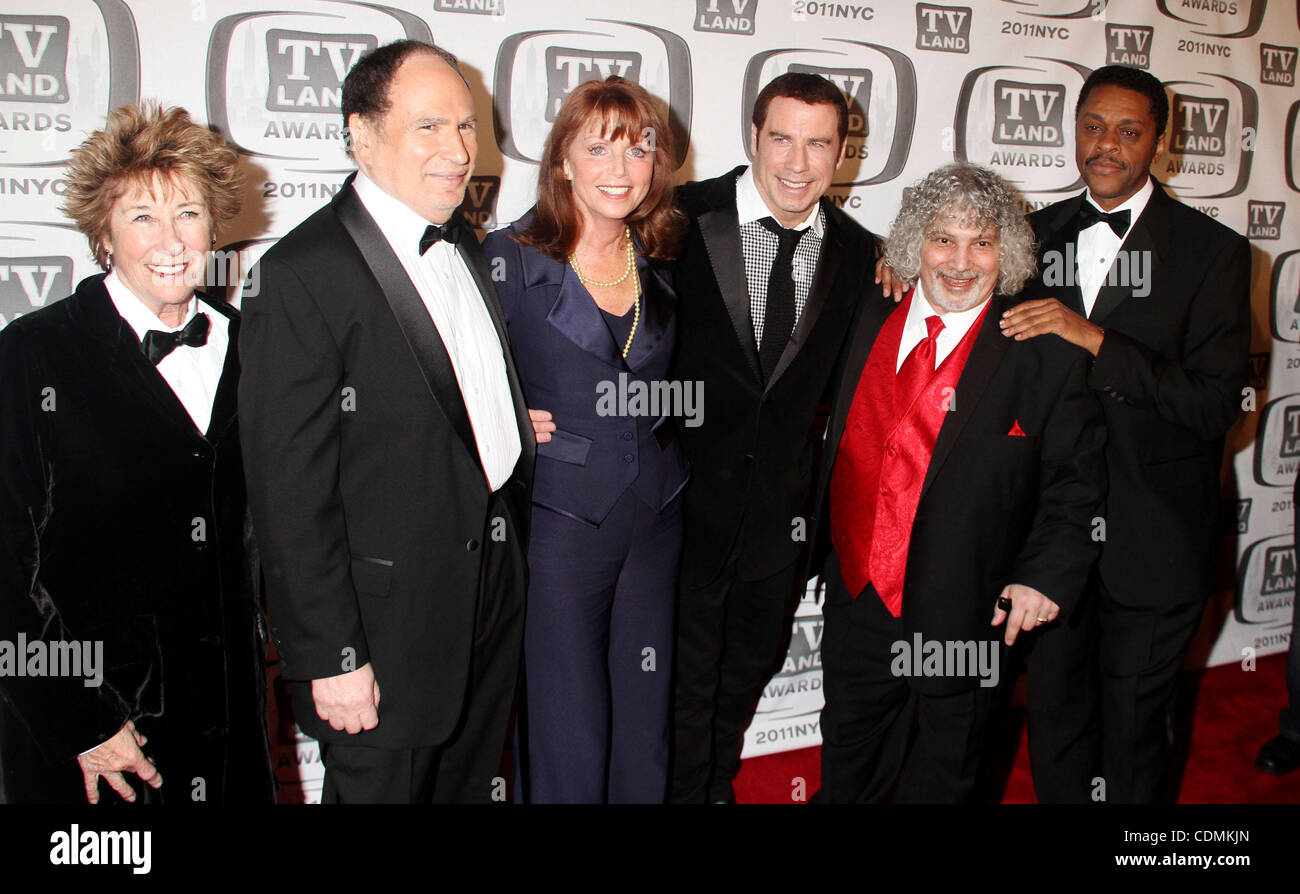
[733,651,1300,803]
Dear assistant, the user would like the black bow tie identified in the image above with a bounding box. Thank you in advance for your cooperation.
[418,217,462,254]
[142,312,210,365]
[1075,203,1131,238]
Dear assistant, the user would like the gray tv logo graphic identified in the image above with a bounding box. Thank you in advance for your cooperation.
[916,4,971,54]
[993,80,1065,147]
[544,47,642,122]
[1105,24,1152,70]
[1000,0,1107,18]
[0,257,72,327]
[1262,45,1297,88]
[434,0,504,15]
[1171,94,1229,158]
[0,15,69,104]
[458,176,500,230]
[265,30,376,114]
[1236,534,1296,624]
[788,64,870,138]
[1248,201,1285,240]
[694,0,755,35]
[1156,0,1266,39]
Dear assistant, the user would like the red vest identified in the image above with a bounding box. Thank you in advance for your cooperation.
[830,292,990,616]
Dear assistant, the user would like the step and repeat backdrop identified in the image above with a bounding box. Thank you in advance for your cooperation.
[1,0,1296,801]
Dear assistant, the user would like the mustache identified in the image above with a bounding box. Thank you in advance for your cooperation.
[1086,153,1127,170]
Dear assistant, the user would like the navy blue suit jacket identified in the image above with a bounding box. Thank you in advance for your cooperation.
[483,220,688,526]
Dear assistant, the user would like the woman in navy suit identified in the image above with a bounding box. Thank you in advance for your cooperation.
[482,77,687,803]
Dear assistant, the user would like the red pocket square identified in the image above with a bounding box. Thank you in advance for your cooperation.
[1008,420,1027,437]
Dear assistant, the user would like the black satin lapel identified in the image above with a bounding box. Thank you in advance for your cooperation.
[824,293,897,466]
[334,187,480,469]
[458,231,536,467]
[625,254,676,372]
[204,301,239,442]
[698,205,761,382]
[1089,206,1161,325]
[546,264,624,369]
[767,213,839,391]
[919,298,1012,502]
[1041,224,1087,317]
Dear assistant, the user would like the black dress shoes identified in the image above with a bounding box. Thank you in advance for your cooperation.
[1255,735,1300,775]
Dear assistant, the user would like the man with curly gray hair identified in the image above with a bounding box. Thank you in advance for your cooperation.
[806,162,1107,802]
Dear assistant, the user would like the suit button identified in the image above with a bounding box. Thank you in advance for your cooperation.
[622,454,634,463]
[466,539,479,552]
[886,444,897,457]
[622,431,633,441]
[743,453,755,463]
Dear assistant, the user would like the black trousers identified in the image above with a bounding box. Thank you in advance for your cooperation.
[670,557,802,803]
[1026,578,1206,804]
[816,554,998,804]
[319,487,526,804]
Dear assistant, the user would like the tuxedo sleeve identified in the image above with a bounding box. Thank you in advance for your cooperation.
[1087,232,1250,442]
[1012,342,1108,617]
[0,323,131,762]
[238,256,370,682]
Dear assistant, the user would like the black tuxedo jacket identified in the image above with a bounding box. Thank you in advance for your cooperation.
[1023,179,1251,608]
[239,177,535,750]
[810,293,1108,695]
[671,166,878,587]
[0,276,270,801]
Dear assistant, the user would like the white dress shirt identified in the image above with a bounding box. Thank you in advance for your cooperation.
[896,280,990,372]
[352,170,521,491]
[1076,177,1153,317]
[105,270,228,435]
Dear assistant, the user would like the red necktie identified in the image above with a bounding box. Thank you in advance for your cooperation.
[870,313,944,616]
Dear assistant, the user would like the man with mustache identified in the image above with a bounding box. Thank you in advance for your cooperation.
[1000,65,1251,803]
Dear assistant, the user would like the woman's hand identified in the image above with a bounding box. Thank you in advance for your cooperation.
[529,409,556,444]
[77,720,163,804]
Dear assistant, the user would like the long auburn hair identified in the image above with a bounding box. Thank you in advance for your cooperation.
[513,76,684,262]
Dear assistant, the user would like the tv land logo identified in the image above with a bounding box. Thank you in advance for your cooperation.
[0,257,73,329]
[740,41,916,187]
[544,47,641,121]
[458,176,500,230]
[1289,101,1300,194]
[789,64,870,139]
[1236,535,1295,625]
[1270,250,1300,345]
[494,21,692,169]
[915,4,971,54]
[0,2,139,166]
[206,3,430,164]
[954,59,1087,195]
[1171,94,1228,157]
[0,15,69,103]
[992,80,1065,147]
[1248,351,1269,391]
[1253,389,1300,486]
[999,0,1106,18]
[1261,45,1297,88]
[1161,76,1257,199]
[1247,201,1284,240]
[694,0,755,35]
[1104,24,1153,69]
[1217,498,1250,536]
[1156,0,1266,39]
[433,0,504,15]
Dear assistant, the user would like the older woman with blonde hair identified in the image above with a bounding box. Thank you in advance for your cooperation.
[0,102,273,804]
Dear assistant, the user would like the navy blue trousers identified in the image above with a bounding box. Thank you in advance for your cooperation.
[517,488,681,803]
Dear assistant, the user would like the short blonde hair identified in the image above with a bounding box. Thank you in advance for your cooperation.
[62,102,243,269]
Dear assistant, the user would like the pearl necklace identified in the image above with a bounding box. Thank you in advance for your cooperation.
[570,226,640,358]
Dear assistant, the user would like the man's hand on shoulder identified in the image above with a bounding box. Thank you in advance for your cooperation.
[874,257,907,303]
[991,583,1060,647]
[999,298,1105,356]
[312,663,381,734]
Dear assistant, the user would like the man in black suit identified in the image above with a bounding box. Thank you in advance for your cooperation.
[1001,65,1251,803]
[669,73,878,803]
[814,163,1106,802]
[239,41,534,803]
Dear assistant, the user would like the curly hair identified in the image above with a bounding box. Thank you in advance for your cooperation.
[513,76,684,263]
[884,163,1037,296]
[61,102,243,269]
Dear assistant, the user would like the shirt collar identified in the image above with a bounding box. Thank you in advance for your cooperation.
[908,278,990,342]
[352,169,444,255]
[735,166,824,235]
[104,269,197,340]
[1083,175,1154,227]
